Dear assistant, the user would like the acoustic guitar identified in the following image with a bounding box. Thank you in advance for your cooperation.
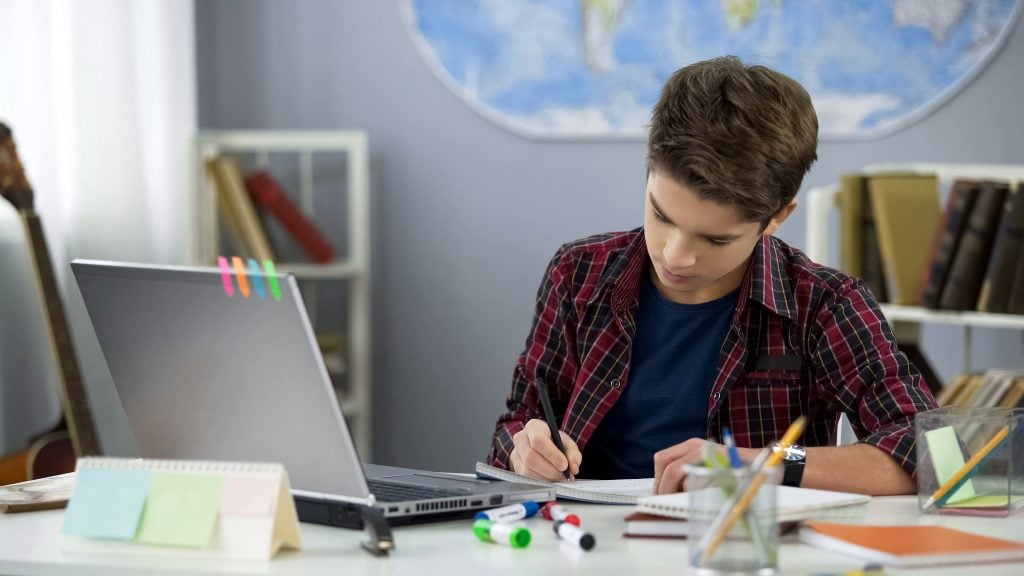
[0,122,101,485]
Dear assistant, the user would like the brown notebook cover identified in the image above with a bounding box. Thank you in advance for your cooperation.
[940,181,1010,310]
[868,174,940,305]
[977,183,1024,312]
[919,180,979,308]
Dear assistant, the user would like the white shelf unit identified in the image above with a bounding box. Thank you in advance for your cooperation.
[193,130,372,458]
[805,163,1024,371]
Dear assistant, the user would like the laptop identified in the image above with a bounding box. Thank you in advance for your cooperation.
[71,259,553,529]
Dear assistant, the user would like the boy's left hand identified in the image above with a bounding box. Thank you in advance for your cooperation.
[652,439,759,494]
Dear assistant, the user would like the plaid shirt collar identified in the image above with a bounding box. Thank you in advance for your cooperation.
[607,228,797,321]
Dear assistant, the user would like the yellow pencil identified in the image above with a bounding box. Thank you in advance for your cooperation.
[693,416,808,565]
[923,424,1010,510]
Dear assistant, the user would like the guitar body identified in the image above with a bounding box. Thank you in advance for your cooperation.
[0,122,101,485]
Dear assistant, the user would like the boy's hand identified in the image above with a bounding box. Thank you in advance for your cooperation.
[653,438,759,494]
[510,419,582,482]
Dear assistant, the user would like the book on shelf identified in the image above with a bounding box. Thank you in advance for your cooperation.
[867,173,941,305]
[839,174,888,302]
[244,171,335,264]
[635,484,869,523]
[919,179,979,308]
[206,157,275,262]
[0,472,74,513]
[1007,216,1024,314]
[977,183,1024,313]
[935,372,976,407]
[999,377,1024,408]
[940,181,1010,311]
[799,521,1024,567]
[474,462,651,504]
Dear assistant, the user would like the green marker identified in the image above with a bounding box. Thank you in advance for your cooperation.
[473,519,531,548]
[263,260,282,301]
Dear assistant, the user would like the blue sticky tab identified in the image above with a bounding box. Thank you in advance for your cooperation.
[62,468,151,540]
[248,258,267,300]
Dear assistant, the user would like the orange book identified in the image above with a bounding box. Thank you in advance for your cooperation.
[800,521,1024,567]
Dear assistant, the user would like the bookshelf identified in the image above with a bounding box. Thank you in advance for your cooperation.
[805,163,1024,371]
[193,130,372,458]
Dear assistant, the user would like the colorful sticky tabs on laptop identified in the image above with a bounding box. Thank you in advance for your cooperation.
[217,256,234,297]
[247,258,267,300]
[62,467,150,540]
[136,472,224,548]
[230,257,251,298]
[263,260,282,301]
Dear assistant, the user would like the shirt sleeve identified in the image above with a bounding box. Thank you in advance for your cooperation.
[487,245,578,469]
[809,277,938,477]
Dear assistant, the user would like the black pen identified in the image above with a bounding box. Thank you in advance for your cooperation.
[535,377,574,481]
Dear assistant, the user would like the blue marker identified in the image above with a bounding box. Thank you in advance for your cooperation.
[474,501,540,523]
[723,427,743,468]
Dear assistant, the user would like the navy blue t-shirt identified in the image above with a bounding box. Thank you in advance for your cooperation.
[580,270,739,479]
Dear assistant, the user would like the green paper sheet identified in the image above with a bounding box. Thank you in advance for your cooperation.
[924,426,976,504]
[136,472,223,548]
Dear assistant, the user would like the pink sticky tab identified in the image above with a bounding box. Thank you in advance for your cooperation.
[219,475,279,516]
[217,256,234,297]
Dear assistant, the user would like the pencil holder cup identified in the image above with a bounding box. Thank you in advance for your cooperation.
[685,463,781,576]
[915,407,1024,517]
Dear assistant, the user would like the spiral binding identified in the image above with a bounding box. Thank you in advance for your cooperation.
[76,457,284,475]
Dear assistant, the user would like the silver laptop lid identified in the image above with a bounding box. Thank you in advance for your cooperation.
[71,259,371,503]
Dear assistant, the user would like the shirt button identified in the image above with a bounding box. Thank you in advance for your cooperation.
[610,378,621,389]
[712,392,721,401]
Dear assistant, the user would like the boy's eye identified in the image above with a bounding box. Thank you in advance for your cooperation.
[709,238,733,247]
[653,210,670,223]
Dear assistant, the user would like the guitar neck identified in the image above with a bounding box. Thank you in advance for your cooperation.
[20,210,101,457]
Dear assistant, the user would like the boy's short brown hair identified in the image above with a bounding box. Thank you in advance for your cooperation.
[647,56,818,225]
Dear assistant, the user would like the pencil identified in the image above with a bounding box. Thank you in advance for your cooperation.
[923,424,1009,510]
[535,378,573,481]
[692,416,807,565]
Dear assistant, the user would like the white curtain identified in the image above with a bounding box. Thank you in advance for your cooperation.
[0,0,195,456]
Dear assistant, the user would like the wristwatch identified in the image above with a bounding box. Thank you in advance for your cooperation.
[772,442,806,487]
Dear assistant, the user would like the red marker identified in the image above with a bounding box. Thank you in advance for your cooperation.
[541,502,580,526]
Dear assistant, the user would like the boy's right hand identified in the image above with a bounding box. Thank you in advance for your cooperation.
[509,419,582,482]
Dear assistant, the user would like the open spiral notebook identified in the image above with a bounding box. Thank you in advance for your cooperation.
[475,463,653,504]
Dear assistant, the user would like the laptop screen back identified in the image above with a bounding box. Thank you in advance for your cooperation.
[71,259,370,501]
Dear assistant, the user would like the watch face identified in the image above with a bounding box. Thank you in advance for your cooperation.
[773,442,806,462]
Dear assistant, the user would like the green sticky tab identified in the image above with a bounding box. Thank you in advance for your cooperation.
[62,468,150,540]
[136,472,223,548]
[924,426,976,504]
[263,260,282,301]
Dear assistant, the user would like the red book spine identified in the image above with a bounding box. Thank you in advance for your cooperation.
[244,171,335,264]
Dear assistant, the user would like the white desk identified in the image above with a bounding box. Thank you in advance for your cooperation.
[0,497,1021,575]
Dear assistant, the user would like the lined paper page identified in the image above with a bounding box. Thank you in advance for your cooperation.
[475,462,653,504]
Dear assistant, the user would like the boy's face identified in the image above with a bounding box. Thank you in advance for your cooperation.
[643,171,794,305]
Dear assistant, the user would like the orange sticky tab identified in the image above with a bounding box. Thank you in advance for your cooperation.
[231,256,251,298]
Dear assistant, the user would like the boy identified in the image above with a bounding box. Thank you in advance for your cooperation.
[487,57,936,495]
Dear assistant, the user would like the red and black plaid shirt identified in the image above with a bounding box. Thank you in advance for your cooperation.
[488,228,937,476]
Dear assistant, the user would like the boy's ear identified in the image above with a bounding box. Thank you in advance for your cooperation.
[762,200,798,236]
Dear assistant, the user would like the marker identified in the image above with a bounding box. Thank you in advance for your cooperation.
[474,501,539,523]
[540,502,580,526]
[553,519,595,551]
[723,427,743,468]
[473,519,531,548]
